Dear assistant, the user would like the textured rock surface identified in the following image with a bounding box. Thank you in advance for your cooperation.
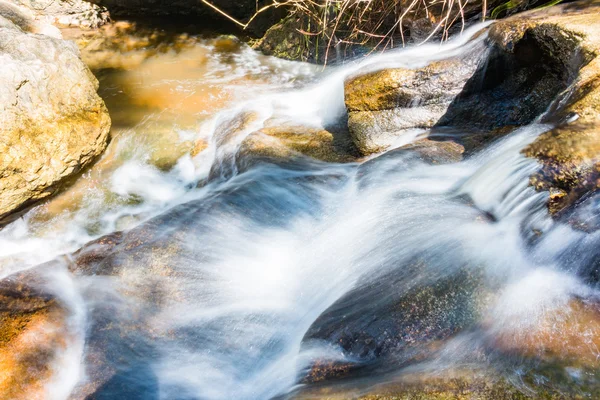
[0,11,111,222]
[10,0,109,28]
[344,49,484,154]
[291,371,596,399]
[437,11,591,134]
[238,124,360,168]
[344,0,599,156]
[517,1,600,227]
[0,270,69,400]
[0,0,61,36]
[196,112,359,179]
[343,0,600,225]
[253,17,310,62]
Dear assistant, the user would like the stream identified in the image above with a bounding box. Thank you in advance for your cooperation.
[1,21,599,400]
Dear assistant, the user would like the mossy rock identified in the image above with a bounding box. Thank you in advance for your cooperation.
[515,1,600,227]
[253,17,310,62]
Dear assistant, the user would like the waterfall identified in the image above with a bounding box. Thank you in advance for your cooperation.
[0,20,598,400]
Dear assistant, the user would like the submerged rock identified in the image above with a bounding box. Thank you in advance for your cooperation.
[355,139,464,189]
[489,297,600,368]
[291,371,580,399]
[0,271,69,399]
[302,266,485,380]
[0,9,111,223]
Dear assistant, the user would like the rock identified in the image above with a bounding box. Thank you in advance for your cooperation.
[291,371,571,399]
[344,0,600,156]
[286,367,597,400]
[343,0,600,223]
[515,0,600,226]
[489,297,600,368]
[200,111,359,179]
[10,0,109,28]
[344,47,484,154]
[237,123,360,168]
[437,8,592,135]
[355,139,464,188]
[0,10,111,223]
[297,288,600,398]
[253,16,312,62]
[395,139,465,164]
[302,266,485,378]
[0,0,61,36]
[0,271,69,399]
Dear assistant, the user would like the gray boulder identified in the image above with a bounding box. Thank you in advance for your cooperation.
[0,9,111,223]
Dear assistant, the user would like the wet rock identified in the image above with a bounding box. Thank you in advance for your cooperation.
[238,124,360,167]
[355,139,464,188]
[436,23,587,134]
[377,139,464,165]
[202,111,359,179]
[516,1,600,226]
[297,295,600,398]
[302,266,485,379]
[11,0,109,28]
[291,371,568,399]
[0,9,111,224]
[344,0,600,224]
[70,231,126,275]
[400,139,465,164]
[0,271,69,399]
[344,47,484,154]
[344,1,600,156]
[489,297,600,368]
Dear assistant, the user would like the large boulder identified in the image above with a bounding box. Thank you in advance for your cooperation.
[344,1,599,155]
[344,44,485,154]
[343,0,600,226]
[0,10,111,223]
[301,266,486,381]
[516,1,600,228]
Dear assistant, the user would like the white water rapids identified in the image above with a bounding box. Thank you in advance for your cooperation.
[0,22,598,400]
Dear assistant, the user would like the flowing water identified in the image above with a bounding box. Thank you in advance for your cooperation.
[1,22,599,400]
